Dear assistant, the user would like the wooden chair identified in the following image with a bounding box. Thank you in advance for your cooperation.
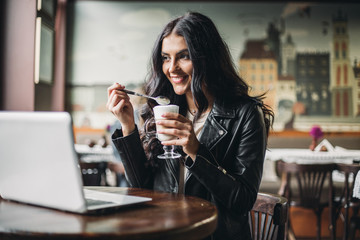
[335,163,360,240]
[79,162,108,186]
[276,161,337,240]
[249,192,288,240]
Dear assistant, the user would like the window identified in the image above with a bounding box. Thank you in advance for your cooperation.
[335,42,339,59]
[309,83,314,91]
[321,69,327,76]
[312,104,317,112]
[299,58,306,66]
[309,68,315,76]
[321,102,327,112]
[342,27,346,34]
[342,42,347,58]
[344,65,348,84]
[35,0,57,85]
[336,66,341,85]
[335,92,340,116]
[344,91,349,116]
[300,68,306,76]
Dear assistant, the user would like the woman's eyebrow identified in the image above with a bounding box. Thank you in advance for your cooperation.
[176,49,189,55]
[161,49,189,55]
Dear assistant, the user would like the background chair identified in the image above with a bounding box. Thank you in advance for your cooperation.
[276,161,336,240]
[335,163,360,240]
[248,192,288,240]
[79,162,108,186]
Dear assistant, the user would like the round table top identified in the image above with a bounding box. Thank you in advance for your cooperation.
[0,187,218,240]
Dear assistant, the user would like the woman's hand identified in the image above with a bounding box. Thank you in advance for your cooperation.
[106,83,135,136]
[156,112,199,161]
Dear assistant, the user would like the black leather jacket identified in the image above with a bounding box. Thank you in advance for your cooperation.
[112,98,267,240]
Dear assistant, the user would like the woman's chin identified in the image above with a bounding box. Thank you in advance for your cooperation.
[173,88,186,96]
[172,85,191,96]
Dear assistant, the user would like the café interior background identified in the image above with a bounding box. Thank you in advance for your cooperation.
[65,1,360,132]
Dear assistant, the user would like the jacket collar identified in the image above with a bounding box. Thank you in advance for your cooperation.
[199,100,236,150]
[210,99,236,119]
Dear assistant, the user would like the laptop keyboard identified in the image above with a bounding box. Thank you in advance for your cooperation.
[85,198,115,206]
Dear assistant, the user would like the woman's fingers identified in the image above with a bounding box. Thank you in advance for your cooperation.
[156,119,191,132]
[107,83,124,97]
[107,88,129,110]
[160,112,187,122]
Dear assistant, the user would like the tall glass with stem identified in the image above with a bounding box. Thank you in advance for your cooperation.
[153,105,181,159]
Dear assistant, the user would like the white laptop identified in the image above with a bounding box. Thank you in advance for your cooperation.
[0,111,151,214]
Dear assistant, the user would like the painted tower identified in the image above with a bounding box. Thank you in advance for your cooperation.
[281,34,296,77]
[330,10,356,117]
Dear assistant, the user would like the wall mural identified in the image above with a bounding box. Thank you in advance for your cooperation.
[67,1,360,131]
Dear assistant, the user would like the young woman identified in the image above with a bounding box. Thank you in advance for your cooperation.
[107,12,274,240]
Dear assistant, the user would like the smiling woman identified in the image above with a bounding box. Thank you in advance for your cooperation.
[107,12,274,240]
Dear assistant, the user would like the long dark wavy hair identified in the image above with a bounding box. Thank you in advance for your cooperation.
[139,12,274,166]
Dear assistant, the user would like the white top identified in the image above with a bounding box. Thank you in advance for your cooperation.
[179,110,209,194]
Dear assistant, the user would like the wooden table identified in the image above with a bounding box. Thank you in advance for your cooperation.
[0,187,218,240]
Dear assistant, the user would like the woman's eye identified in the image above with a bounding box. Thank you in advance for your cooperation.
[161,55,170,62]
[180,54,190,60]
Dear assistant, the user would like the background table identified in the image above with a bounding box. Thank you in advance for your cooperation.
[0,187,218,240]
[266,148,360,164]
[263,148,360,182]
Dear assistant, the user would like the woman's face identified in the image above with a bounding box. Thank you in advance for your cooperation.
[161,32,193,97]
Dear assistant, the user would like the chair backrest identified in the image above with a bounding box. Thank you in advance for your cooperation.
[276,161,336,208]
[336,163,360,202]
[249,192,288,240]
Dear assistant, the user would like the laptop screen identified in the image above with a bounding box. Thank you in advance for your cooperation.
[0,111,86,212]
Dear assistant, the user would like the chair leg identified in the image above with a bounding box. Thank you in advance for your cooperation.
[286,213,297,240]
[288,227,296,240]
[344,205,350,240]
[330,204,338,240]
[316,211,322,240]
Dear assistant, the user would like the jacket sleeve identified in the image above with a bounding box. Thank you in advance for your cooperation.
[184,104,266,215]
[111,126,153,188]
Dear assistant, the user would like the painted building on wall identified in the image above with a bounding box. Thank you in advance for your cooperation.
[295,52,332,116]
[239,40,278,113]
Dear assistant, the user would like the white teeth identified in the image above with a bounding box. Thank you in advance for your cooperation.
[171,76,183,80]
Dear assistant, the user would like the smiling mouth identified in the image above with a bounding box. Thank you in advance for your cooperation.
[171,75,186,83]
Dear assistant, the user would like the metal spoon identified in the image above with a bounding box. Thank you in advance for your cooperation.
[121,89,170,105]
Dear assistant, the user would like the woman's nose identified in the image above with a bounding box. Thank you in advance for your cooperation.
[169,59,178,72]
